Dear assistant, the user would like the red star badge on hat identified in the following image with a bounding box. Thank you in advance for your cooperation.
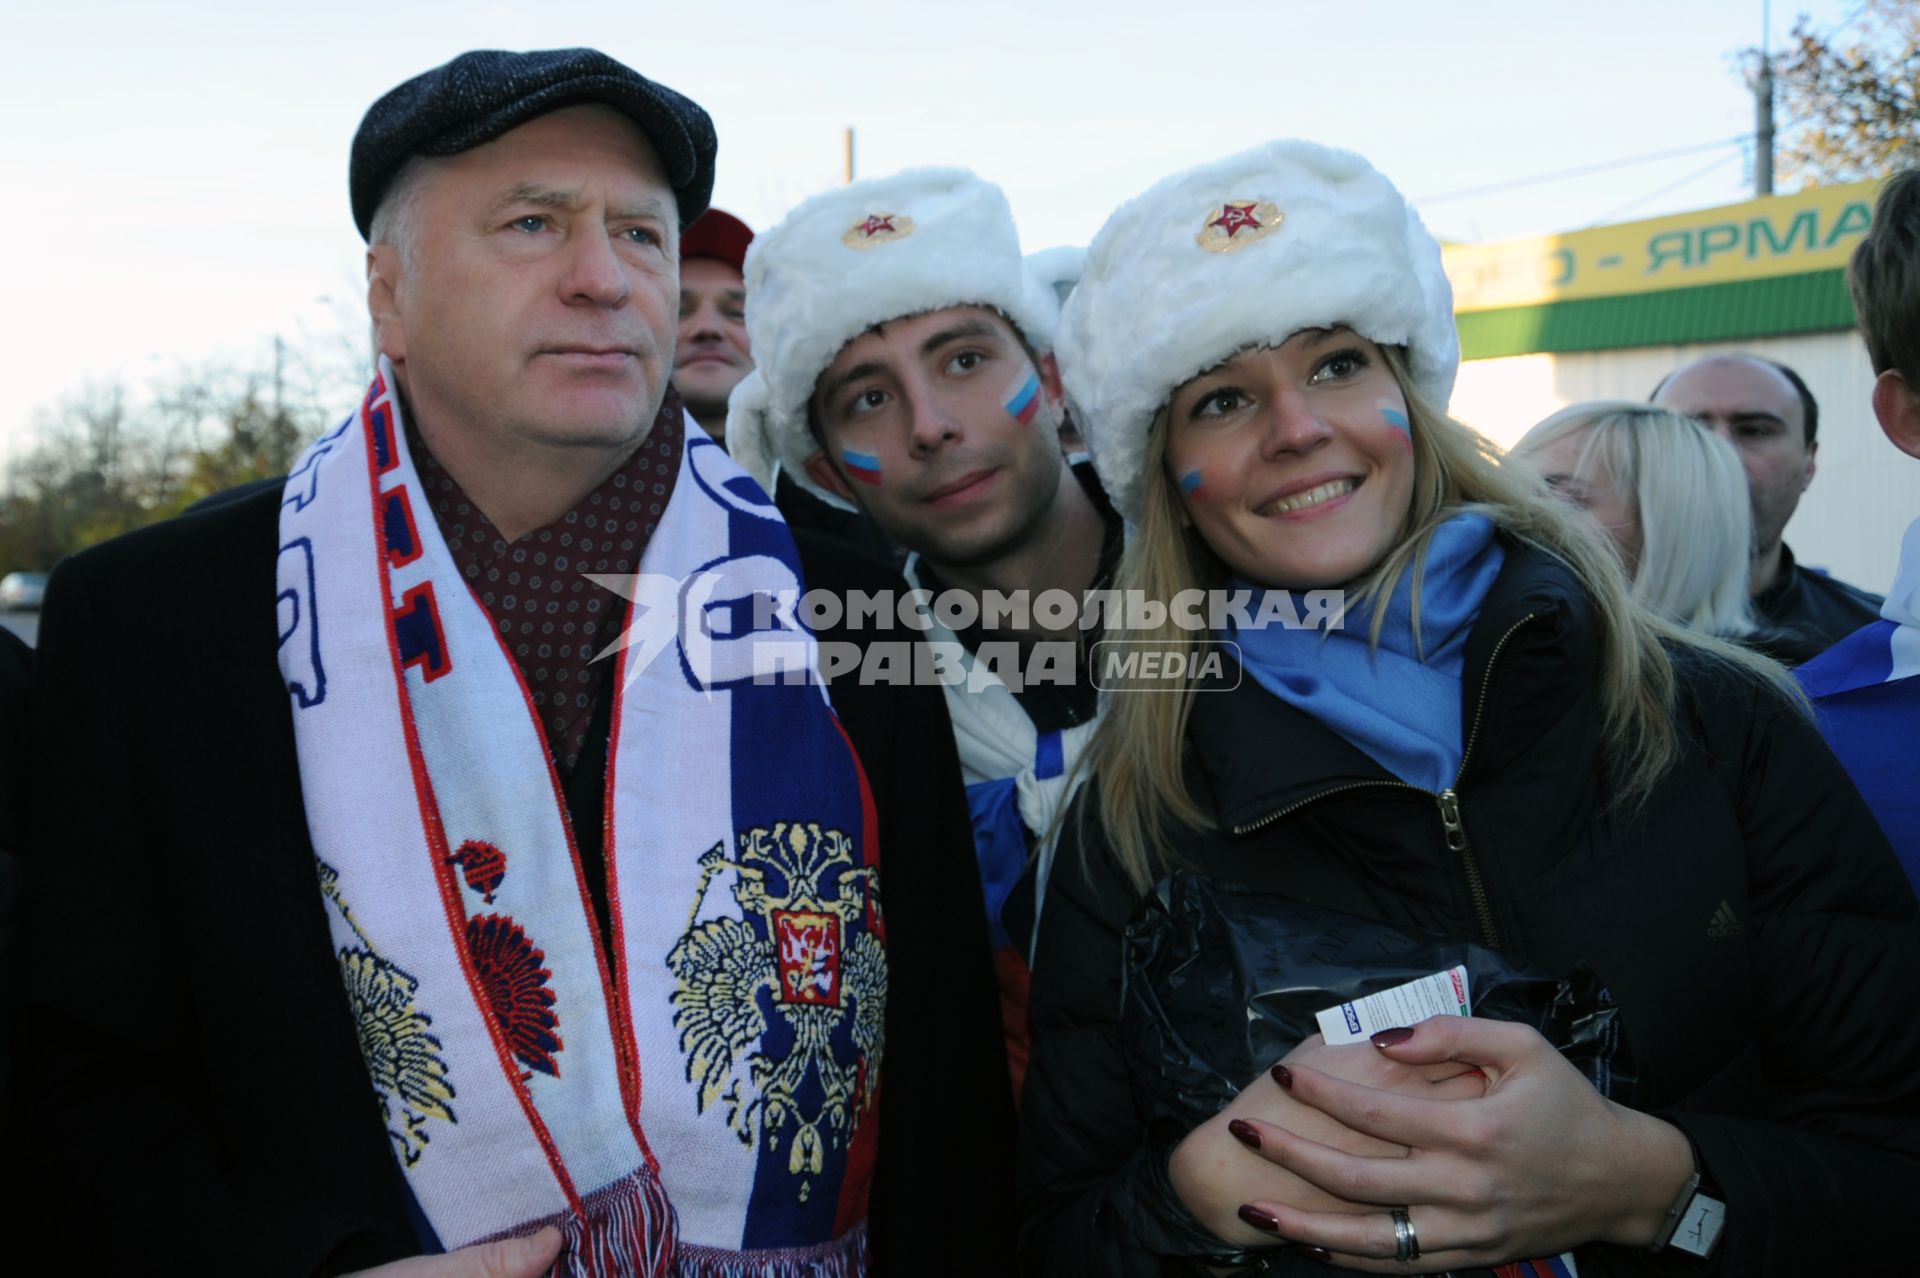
[843,211,917,249]
[1209,203,1263,237]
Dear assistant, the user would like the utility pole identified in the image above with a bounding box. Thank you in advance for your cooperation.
[843,127,855,184]
[1755,0,1775,196]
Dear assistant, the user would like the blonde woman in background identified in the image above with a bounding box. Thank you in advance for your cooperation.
[1510,402,1780,651]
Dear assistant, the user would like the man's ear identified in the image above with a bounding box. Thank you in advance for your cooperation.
[1872,369,1920,460]
[803,450,857,503]
[1038,351,1066,407]
[367,244,407,363]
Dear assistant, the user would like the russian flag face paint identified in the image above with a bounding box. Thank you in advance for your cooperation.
[1002,371,1042,426]
[841,448,884,485]
[1180,469,1207,501]
[1379,402,1410,433]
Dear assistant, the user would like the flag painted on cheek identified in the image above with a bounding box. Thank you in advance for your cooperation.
[1380,402,1413,450]
[1180,469,1207,500]
[841,448,884,485]
[1002,372,1041,425]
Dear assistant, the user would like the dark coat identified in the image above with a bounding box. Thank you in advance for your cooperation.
[1020,544,1920,1277]
[18,483,1014,1275]
[1754,541,1886,664]
[0,626,28,1114]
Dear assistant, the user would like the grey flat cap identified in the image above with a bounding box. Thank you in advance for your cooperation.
[350,47,717,239]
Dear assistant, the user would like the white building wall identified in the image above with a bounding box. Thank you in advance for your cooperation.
[1451,330,1916,599]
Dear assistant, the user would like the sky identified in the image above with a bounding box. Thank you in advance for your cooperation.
[0,0,1859,465]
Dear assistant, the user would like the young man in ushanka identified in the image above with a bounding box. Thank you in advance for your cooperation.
[729,170,1121,1093]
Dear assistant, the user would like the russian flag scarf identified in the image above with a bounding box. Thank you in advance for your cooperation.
[277,362,883,1275]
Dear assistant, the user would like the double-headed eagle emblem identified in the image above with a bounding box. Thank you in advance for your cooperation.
[318,858,457,1167]
[667,822,886,1203]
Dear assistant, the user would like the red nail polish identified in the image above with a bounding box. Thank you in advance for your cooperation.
[1370,1026,1416,1048]
[1237,1204,1283,1235]
[1270,1063,1294,1090]
[1227,1118,1261,1150]
[1300,1245,1332,1262]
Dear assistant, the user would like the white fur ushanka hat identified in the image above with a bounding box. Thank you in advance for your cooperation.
[1056,139,1460,524]
[725,167,1059,510]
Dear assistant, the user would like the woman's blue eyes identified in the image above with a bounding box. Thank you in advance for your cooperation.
[1188,349,1371,418]
[1310,349,1368,382]
[1194,389,1244,417]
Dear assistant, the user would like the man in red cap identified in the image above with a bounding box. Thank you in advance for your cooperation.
[674,208,755,444]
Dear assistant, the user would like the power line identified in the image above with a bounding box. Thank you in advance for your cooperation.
[1590,149,1747,225]
[1416,136,1749,205]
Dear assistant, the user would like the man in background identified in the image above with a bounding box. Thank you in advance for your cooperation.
[1653,353,1883,660]
[673,207,754,443]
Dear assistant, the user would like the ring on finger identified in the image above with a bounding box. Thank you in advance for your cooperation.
[1390,1207,1420,1263]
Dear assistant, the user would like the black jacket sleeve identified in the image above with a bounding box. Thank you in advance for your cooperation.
[17,512,415,1276]
[1017,802,1310,1277]
[0,626,30,1118]
[1659,661,1920,1275]
[795,533,1019,1274]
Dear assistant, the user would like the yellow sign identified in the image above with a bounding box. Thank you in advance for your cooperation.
[1443,180,1882,313]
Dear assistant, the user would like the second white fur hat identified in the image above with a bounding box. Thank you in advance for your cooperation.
[1056,139,1459,523]
[725,167,1059,509]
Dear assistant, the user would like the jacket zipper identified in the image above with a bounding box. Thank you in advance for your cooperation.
[1230,612,1543,951]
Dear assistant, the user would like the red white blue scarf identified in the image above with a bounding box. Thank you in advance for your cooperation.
[277,361,883,1275]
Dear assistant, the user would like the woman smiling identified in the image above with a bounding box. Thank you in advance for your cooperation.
[1018,140,1920,1276]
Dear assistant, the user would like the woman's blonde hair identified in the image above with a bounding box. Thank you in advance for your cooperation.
[1512,401,1758,639]
[1082,346,1799,894]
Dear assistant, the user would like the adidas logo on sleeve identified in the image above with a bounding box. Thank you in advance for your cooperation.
[1707,900,1745,939]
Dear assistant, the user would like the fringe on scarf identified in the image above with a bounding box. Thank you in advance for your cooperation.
[556,1165,681,1278]
[671,1223,869,1278]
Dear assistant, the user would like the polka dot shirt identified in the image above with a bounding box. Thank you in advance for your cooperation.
[407,392,684,772]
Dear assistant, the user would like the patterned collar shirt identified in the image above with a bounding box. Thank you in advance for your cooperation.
[406,391,685,771]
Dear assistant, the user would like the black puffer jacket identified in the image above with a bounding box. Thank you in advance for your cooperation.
[1019,543,1920,1276]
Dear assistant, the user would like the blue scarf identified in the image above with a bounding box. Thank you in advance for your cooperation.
[1225,514,1506,791]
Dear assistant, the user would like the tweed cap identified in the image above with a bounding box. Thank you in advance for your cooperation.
[350,47,717,240]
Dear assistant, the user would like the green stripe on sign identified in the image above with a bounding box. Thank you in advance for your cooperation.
[1456,268,1858,361]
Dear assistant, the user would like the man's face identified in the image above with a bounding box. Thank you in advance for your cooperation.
[673,257,752,426]
[371,104,679,462]
[804,306,1066,569]
[1652,356,1815,556]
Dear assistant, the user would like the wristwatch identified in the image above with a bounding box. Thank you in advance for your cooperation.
[1649,1170,1726,1259]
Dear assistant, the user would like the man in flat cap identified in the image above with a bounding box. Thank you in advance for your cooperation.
[21,48,1011,1277]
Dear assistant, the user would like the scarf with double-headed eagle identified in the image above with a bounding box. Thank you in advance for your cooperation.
[277,359,884,1276]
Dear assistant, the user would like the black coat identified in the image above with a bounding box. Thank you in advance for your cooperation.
[17,483,1014,1275]
[1753,541,1886,665]
[1020,544,1920,1276]
[0,626,28,1114]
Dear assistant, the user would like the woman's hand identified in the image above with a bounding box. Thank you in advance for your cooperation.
[1233,1016,1695,1271]
[1168,1033,1488,1249]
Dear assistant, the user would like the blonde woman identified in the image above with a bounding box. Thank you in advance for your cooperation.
[1510,401,1769,646]
[1019,140,1920,1276]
